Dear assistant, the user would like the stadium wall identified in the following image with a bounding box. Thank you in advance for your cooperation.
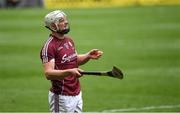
[44,0,180,9]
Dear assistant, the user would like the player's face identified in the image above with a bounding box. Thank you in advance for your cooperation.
[57,16,70,34]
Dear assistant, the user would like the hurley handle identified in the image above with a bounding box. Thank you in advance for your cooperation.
[80,71,102,75]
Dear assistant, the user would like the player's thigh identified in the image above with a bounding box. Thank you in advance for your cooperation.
[48,91,83,113]
[48,91,61,112]
[49,92,70,112]
[75,92,83,113]
[61,92,83,113]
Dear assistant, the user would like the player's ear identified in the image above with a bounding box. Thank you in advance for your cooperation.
[50,23,57,31]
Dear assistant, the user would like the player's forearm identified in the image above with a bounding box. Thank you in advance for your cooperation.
[77,54,91,66]
[44,69,71,80]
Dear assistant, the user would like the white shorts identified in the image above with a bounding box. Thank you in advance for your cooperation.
[48,91,83,113]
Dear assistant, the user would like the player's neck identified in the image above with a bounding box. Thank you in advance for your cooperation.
[52,32,65,39]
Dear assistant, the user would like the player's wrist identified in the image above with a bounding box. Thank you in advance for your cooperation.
[86,52,92,59]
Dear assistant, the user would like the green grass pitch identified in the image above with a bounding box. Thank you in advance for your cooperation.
[0,6,180,112]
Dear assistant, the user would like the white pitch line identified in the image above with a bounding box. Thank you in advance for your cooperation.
[101,104,180,112]
[1,105,179,113]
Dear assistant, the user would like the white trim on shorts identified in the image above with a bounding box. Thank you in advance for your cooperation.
[48,91,83,113]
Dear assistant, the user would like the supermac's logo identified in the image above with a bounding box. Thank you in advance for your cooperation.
[61,53,77,63]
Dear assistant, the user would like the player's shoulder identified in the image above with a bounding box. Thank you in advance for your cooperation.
[65,35,75,43]
[43,35,55,47]
[65,35,73,41]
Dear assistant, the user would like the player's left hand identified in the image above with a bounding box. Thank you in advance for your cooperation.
[87,49,103,59]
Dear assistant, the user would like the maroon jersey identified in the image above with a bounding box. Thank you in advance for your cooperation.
[40,35,80,96]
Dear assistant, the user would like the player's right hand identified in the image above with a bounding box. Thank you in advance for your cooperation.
[68,68,83,77]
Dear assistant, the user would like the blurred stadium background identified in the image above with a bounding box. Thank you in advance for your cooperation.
[1,0,180,8]
[0,0,180,112]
